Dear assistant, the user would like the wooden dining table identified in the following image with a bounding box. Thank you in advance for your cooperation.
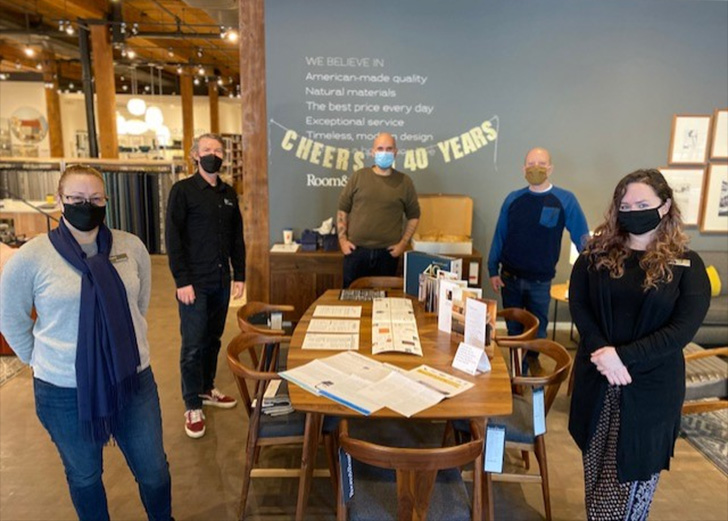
[286,289,513,521]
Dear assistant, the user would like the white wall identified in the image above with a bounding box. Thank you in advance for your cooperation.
[0,81,51,156]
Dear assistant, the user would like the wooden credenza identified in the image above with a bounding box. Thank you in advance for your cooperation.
[270,248,483,322]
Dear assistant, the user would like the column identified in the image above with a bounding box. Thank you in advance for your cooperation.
[239,0,270,303]
[208,82,219,134]
[41,51,64,157]
[89,24,118,159]
[180,71,195,175]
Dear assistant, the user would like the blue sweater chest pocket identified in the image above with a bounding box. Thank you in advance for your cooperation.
[539,206,561,228]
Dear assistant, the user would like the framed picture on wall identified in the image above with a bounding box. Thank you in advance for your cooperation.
[659,167,705,226]
[710,109,728,160]
[699,163,728,233]
[668,114,712,165]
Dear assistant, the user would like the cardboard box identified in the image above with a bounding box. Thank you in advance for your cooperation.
[411,194,473,255]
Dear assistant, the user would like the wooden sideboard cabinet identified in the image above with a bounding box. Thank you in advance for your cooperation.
[270,249,483,322]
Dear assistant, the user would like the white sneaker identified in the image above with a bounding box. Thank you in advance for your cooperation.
[184,409,206,438]
[200,388,237,409]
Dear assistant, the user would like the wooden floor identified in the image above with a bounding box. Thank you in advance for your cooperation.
[0,255,726,520]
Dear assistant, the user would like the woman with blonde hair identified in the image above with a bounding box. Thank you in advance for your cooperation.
[568,168,710,520]
[0,165,172,521]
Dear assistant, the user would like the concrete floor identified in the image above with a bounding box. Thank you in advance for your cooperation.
[1,255,727,520]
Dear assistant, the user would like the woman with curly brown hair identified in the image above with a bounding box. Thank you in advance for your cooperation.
[568,168,710,520]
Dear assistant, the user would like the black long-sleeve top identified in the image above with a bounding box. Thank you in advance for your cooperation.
[165,173,246,289]
[568,249,710,482]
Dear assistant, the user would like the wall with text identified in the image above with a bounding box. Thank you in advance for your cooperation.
[265,0,728,294]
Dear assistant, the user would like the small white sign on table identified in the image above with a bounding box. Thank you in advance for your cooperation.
[452,342,491,376]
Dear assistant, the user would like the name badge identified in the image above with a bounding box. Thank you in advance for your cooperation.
[339,448,355,502]
[224,198,235,207]
[670,259,691,267]
[484,424,506,473]
[533,387,546,436]
[109,253,128,264]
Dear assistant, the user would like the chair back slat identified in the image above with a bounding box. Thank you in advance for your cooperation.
[349,276,404,289]
[395,469,437,521]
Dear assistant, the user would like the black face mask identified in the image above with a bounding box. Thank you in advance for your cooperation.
[63,202,106,232]
[199,154,223,174]
[618,205,664,235]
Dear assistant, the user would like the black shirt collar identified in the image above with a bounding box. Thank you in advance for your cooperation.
[192,171,224,192]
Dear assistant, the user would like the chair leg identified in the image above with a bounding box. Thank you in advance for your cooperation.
[521,450,530,470]
[534,435,552,521]
[253,446,262,465]
[239,414,262,521]
[324,433,339,502]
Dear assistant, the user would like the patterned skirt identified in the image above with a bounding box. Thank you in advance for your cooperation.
[583,385,660,521]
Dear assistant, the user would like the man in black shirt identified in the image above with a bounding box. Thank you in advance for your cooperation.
[166,133,246,439]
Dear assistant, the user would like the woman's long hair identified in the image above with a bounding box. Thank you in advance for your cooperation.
[583,168,689,291]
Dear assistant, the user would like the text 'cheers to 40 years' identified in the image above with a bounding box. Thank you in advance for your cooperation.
[280,119,498,173]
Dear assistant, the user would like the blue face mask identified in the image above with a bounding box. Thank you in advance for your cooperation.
[374,151,395,170]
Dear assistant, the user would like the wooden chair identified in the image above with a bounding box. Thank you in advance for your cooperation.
[450,339,571,521]
[226,332,337,520]
[496,308,540,380]
[682,342,728,414]
[337,418,485,521]
[237,302,294,370]
[237,301,294,335]
[349,276,404,289]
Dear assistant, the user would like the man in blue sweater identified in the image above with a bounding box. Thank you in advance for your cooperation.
[488,147,589,373]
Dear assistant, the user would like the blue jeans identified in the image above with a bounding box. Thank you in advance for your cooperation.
[34,367,172,521]
[500,271,551,342]
[178,284,230,409]
[343,247,399,288]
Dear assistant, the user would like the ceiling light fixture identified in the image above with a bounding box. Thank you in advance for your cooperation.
[176,66,183,75]
[127,49,136,59]
[193,77,200,86]
[196,47,203,58]
[24,45,35,58]
[197,66,205,76]
[167,47,174,57]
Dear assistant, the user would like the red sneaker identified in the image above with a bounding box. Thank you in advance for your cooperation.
[200,388,237,409]
[184,409,206,439]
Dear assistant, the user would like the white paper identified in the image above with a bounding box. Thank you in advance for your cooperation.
[464,298,487,349]
[319,374,385,415]
[302,333,359,351]
[322,351,392,383]
[484,425,506,473]
[438,279,467,333]
[371,298,422,356]
[307,318,360,334]
[279,359,347,395]
[270,243,300,253]
[313,305,363,318]
[362,371,444,417]
[452,342,491,376]
[405,365,474,398]
[533,387,546,436]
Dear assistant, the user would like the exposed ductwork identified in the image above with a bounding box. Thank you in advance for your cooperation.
[178,0,238,28]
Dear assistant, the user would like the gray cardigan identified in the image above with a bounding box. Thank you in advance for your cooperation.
[0,230,152,388]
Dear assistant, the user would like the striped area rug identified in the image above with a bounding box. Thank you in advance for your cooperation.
[681,409,728,476]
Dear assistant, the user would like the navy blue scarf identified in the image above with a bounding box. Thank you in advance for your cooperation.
[49,220,141,442]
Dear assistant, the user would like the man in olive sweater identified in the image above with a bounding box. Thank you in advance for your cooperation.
[337,133,420,288]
